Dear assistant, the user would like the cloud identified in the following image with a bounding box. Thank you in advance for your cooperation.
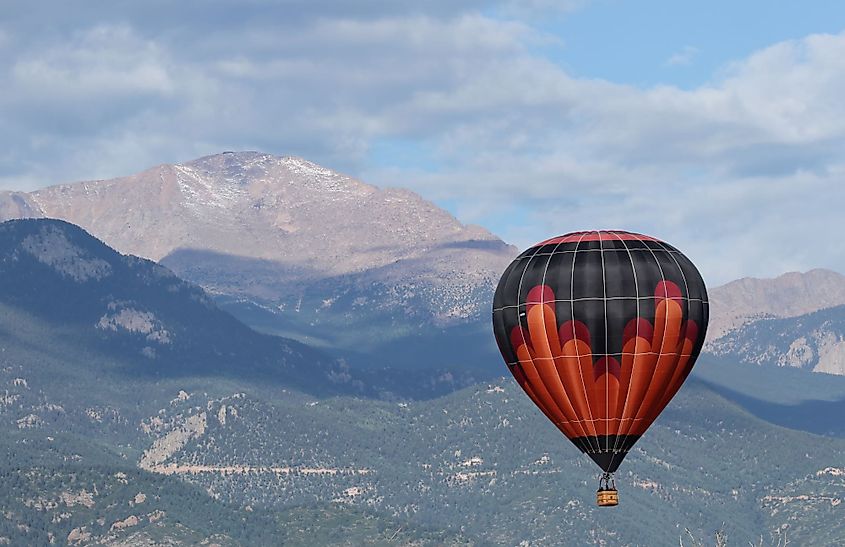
[665,46,699,66]
[0,3,843,283]
[365,32,845,284]
[0,8,542,184]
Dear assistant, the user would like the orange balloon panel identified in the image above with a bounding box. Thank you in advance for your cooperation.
[492,231,708,473]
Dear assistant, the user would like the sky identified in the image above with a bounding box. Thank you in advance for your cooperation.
[2,1,845,285]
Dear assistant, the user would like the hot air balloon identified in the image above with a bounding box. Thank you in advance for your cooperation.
[492,230,708,507]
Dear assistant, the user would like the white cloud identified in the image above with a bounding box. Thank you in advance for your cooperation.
[0,4,843,283]
[365,32,845,283]
[12,26,174,98]
[665,46,699,66]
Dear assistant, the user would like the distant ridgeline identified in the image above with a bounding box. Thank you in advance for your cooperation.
[0,218,355,393]
[704,269,845,375]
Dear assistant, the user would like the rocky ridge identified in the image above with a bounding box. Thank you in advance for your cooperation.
[706,268,845,342]
[0,152,515,331]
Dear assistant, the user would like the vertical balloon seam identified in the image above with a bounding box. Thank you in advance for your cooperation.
[555,234,598,446]
[540,233,594,449]
[657,306,705,415]
[525,273,580,439]
[660,246,697,425]
[599,232,610,453]
[539,233,596,445]
[605,231,640,470]
[551,261,591,443]
[629,264,682,437]
[651,328,695,420]
[653,264,708,411]
[526,295,581,439]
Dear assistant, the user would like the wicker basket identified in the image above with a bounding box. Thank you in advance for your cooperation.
[596,488,619,507]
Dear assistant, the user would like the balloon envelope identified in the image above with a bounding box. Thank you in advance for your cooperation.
[492,230,708,472]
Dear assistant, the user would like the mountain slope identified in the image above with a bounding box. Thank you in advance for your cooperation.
[0,218,349,393]
[707,304,845,375]
[1,152,515,337]
[0,427,470,547]
[127,375,845,546]
[1,218,843,544]
[6,331,844,546]
[706,268,845,342]
[8,153,845,379]
[0,191,41,219]
[1,152,517,393]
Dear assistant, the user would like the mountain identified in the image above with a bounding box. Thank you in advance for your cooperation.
[703,268,845,377]
[706,268,845,342]
[5,317,845,545]
[693,353,845,405]
[0,429,469,547]
[706,304,845,375]
[0,218,351,394]
[0,152,517,395]
[0,152,515,350]
[0,218,475,545]
[0,191,41,219]
[88,374,845,546]
[0,218,518,402]
[6,153,845,376]
[2,218,845,544]
[0,429,274,546]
